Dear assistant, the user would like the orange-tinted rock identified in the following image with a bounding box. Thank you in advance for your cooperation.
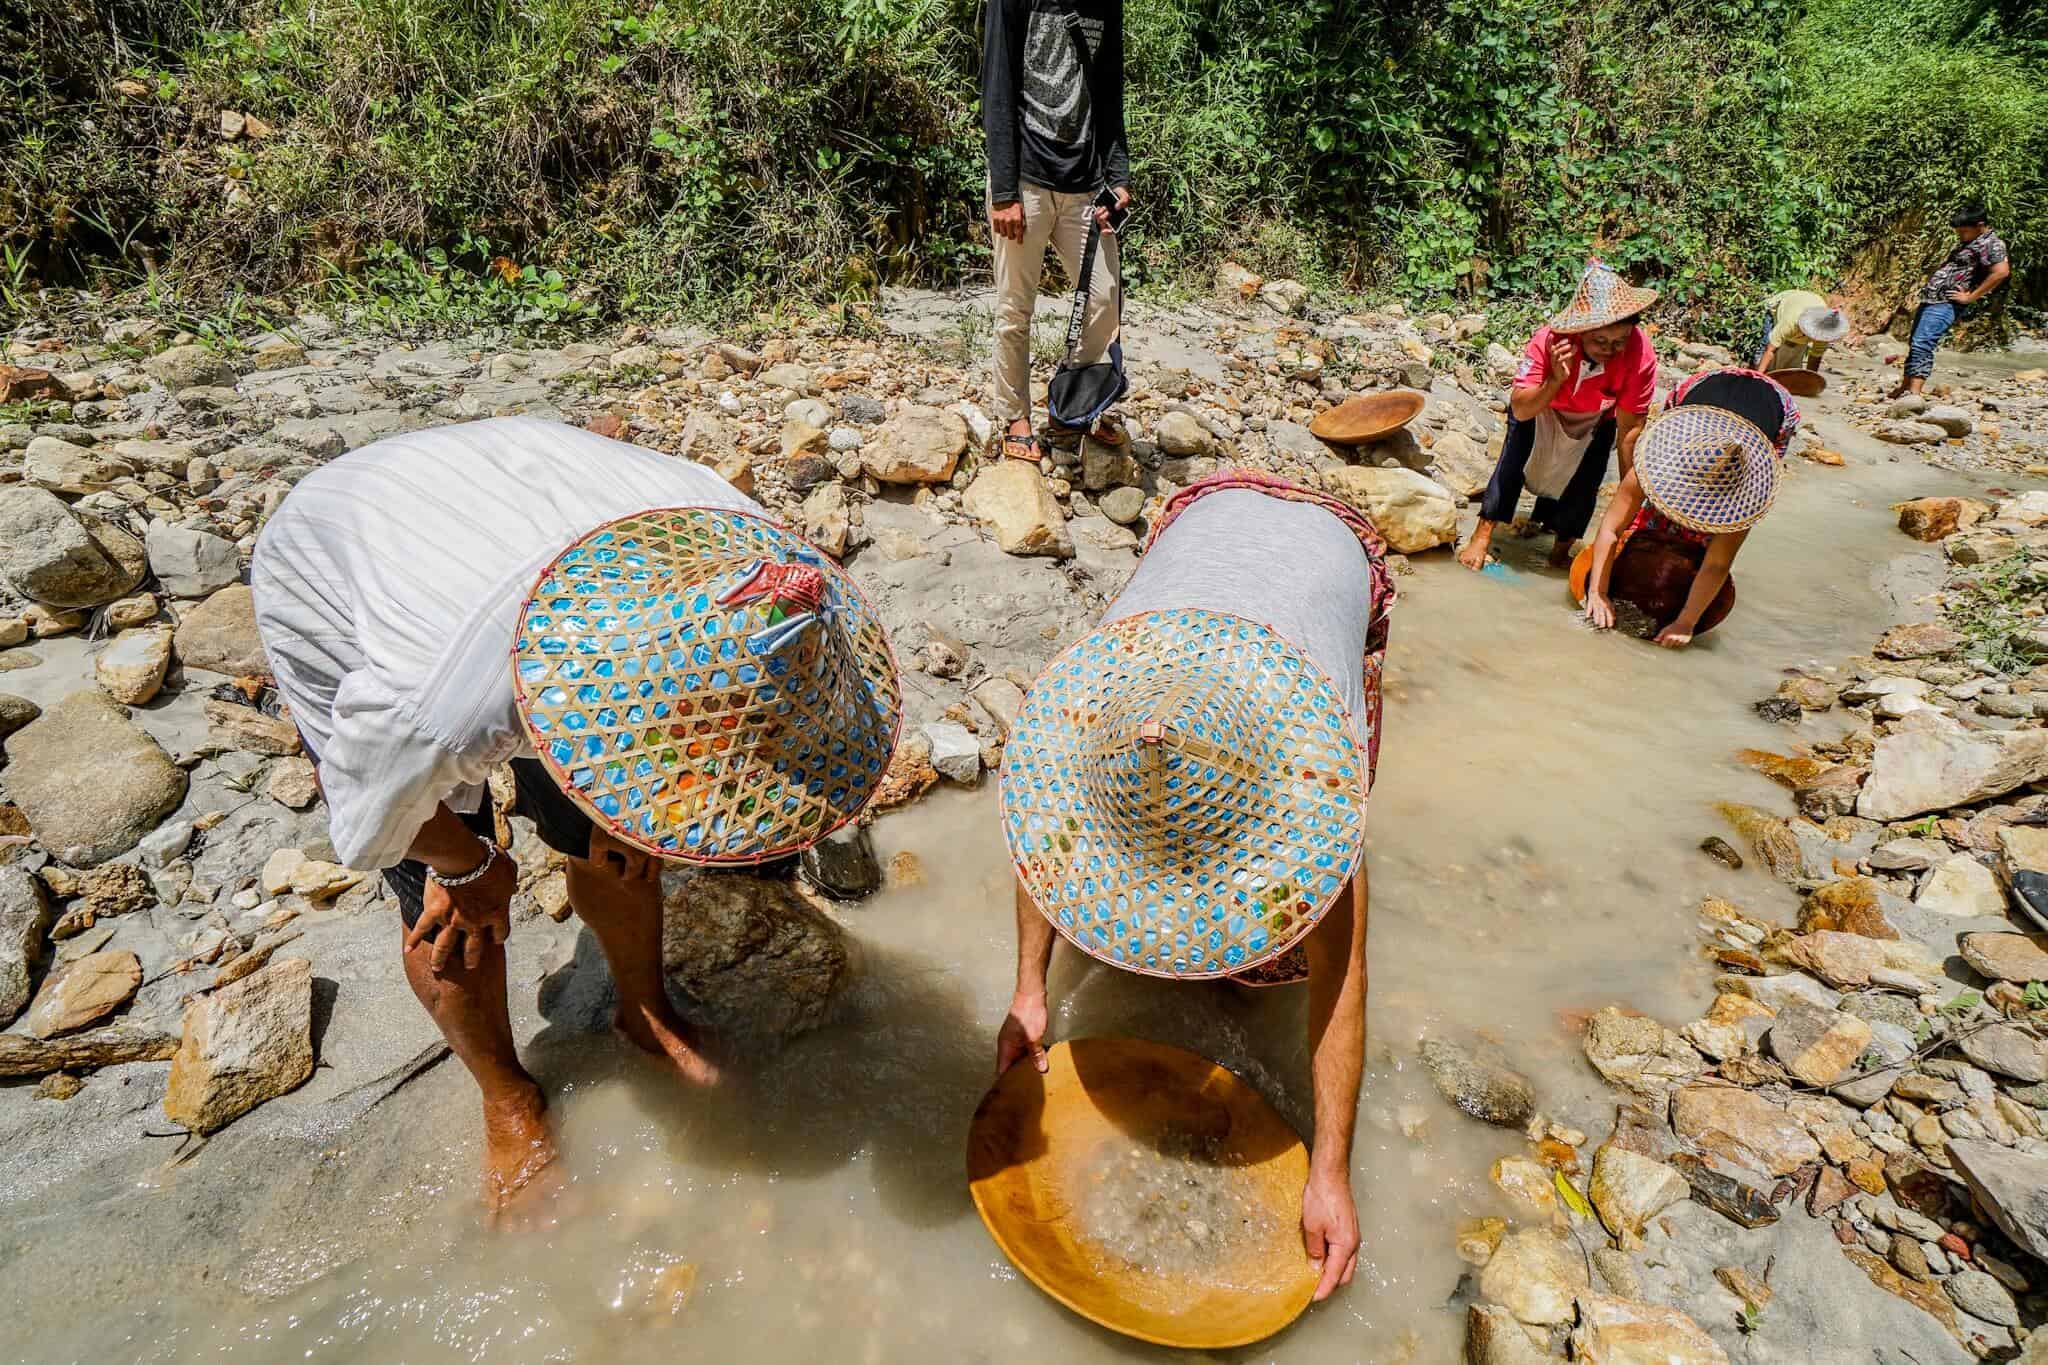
[1799,877,1900,940]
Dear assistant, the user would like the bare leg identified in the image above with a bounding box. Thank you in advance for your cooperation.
[400,933,557,1210]
[567,858,722,1086]
[1456,519,1496,572]
[1548,536,1577,569]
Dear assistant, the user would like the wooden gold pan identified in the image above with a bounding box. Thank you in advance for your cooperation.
[966,1037,1318,1349]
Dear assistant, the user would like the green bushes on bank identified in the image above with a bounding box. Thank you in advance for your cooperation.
[1,0,2041,333]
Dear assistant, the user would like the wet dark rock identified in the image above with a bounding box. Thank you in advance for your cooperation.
[1418,1037,1535,1127]
[0,693,40,741]
[1699,836,1743,870]
[784,453,835,493]
[659,869,851,1039]
[1670,1151,1780,1228]
[1754,697,1804,724]
[799,823,881,900]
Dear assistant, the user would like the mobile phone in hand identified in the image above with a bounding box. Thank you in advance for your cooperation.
[1094,188,1129,234]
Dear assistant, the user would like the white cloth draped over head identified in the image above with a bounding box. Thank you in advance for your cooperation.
[250,417,763,871]
[1099,489,1373,741]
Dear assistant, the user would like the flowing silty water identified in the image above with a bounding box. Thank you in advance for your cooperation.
[0,402,2005,1362]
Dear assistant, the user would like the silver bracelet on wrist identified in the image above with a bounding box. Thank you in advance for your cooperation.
[428,838,499,888]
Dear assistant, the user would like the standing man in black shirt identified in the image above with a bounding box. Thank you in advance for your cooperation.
[982,0,1132,463]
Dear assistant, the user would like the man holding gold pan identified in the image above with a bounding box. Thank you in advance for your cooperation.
[993,470,1394,1302]
[251,417,900,1210]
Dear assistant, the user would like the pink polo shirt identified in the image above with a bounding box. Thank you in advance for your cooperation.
[1514,324,1657,417]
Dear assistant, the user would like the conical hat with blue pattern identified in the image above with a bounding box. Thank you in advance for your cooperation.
[1635,405,1780,535]
[1000,609,1367,979]
[512,507,900,865]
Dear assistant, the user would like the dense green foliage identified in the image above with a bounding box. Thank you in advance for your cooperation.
[2,0,2042,334]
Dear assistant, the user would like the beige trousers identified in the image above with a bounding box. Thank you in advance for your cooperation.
[989,182,1121,423]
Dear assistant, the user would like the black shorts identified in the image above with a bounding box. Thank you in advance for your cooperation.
[382,758,595,930]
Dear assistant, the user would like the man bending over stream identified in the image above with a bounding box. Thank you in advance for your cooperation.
[251,417,899,1210]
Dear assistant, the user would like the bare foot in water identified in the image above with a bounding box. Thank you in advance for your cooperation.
[481,1082,559,1216]
[614,1001,724,1087]
[1548,537,1577,569]
[1456,525,1494,572]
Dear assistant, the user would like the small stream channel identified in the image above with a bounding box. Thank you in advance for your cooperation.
[2,396,2008,1362]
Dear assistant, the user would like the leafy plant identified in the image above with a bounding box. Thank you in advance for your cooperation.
[0,0,2040,331]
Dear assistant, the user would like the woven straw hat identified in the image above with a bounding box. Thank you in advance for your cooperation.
[512,507,900,865]
[1634,406,1780,535]
[1000,608,1366,979]
[1797,303,1849,343]
[1547,260,1659,335]
[967,1037,1318,1348]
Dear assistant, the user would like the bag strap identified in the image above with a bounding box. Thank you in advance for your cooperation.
[1063,217,1100,363]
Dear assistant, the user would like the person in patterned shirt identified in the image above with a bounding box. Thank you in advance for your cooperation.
[1572,369,1798,648]
[1889,203,2012,400]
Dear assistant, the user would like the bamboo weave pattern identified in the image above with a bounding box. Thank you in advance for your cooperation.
[1001,609,1366,977]
[513,508,899,864]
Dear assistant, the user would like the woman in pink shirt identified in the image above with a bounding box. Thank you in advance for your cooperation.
[1458,262,1660,572]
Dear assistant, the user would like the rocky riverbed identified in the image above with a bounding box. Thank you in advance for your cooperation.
[2,271,2047,1361]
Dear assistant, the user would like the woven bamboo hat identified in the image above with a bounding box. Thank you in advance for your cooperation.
[1634,406,1781,535]
[1547,260,1659,335]
[512,507,900,864]
[967,1037,1318,1348]
[1000,608,1366,979]
[1797,303,1850,343]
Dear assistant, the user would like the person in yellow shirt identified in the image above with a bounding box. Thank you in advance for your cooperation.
[1754,289,1849,373]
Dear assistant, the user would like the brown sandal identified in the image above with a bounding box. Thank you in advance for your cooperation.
[1001,429,1043,463]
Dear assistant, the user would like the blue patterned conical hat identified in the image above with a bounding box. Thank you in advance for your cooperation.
[1000,609,1367,979]
[512,507,900,865]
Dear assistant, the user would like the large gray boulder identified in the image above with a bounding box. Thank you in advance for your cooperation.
[145,520,241,598]
[2,691,188,866]
[1857,711,2048,821]
[1949,1138,2048,1261]
[0,486,147,607]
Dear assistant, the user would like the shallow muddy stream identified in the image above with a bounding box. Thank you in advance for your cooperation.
[1,398,2007,1362]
